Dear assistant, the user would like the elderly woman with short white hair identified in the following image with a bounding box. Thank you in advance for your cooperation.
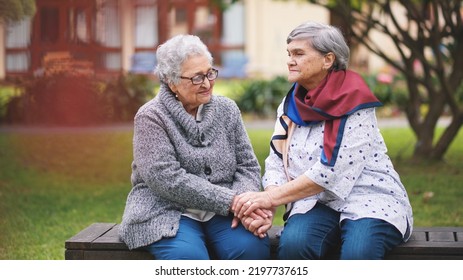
[119,34,270,260]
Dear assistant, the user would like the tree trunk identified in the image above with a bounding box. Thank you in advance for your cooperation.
[430,114,463,160]
[411,110,463,161]
[412,122,436,161]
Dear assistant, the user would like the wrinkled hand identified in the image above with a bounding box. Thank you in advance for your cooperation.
[232,191,274,219]
[230,196,275,238]
[240,209,274,238]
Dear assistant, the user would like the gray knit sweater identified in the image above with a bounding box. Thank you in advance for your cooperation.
[119,84,261,249]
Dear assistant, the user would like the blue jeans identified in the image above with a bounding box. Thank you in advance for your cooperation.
[278,203,403,260]
[145,215,270,260]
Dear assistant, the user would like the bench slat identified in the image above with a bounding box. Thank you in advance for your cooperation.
[83,250,153,260]
[65,249,84,260]
[428,231,455,242]
[65,223,463,260]
[91,224,129,250]
[407,231,426,241]
[65,223,116,250]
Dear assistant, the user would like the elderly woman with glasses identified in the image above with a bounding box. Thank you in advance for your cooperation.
[119,34,270,260]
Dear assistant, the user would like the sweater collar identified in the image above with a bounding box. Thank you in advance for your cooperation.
[158,84,218,146]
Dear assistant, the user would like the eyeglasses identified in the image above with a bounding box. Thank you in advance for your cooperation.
[180,68,219,85]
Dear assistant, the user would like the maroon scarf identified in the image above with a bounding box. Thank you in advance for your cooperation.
[283,70,381,166]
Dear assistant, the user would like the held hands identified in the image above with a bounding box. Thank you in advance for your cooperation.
[243,209,274,238]
[232,191,274,219]
[230,191,275,238]
[231,208,273,238]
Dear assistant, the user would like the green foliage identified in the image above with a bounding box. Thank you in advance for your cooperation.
[211,0,246,10]
[213,79,247,100]
[363,73,409,109]
[0,86,18,122]
[235,76,290,117]
[97,74,157,123]
[363,74,393,104]
[456,80,463,103]
[0,0,36,22]
[1,73,156,126]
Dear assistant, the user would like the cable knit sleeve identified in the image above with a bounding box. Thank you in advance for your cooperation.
[226,100,262,193]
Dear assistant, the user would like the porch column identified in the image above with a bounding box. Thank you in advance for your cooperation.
[120,0,134,73]
[0,23,5,79]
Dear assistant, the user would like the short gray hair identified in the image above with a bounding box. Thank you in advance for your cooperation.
[287,21,350,70]
[155,34,213,84]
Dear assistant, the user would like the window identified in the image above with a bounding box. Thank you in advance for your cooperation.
[169,7,188,36]
[134,0,158,48]
[6,17,31,72]
[94,0,121,70]
[95,0,121,48]
[220,2,247,78]
[69,8,90,44]
[193,6,217,46]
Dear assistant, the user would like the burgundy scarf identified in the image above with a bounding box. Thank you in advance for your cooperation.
[279,70,382,166]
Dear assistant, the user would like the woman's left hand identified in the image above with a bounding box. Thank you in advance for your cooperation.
[242,215,273,238]
[232,191,274,219]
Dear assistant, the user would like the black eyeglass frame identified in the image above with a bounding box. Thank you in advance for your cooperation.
[180,68,219,85]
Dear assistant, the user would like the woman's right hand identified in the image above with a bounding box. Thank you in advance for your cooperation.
[232,191,274,219]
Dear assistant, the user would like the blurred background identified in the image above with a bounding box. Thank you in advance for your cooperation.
[0,0,462,259]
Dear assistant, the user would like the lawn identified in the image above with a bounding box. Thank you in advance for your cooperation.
[0,124,462,259]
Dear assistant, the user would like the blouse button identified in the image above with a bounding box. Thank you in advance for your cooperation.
[204,166,212,175]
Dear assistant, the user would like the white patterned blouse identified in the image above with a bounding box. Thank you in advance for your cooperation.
[262,104,413,241]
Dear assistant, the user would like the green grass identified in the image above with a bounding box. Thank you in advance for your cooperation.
[0,125,462,259]
[0,131,132,259]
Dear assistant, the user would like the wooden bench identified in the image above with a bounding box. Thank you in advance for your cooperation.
[65,223,463,260]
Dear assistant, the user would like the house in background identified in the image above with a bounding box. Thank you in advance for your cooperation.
[0,0,392,81]
[1,0,240,79]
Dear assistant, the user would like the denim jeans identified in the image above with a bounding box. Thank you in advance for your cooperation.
[278,203,403,260]
[145,215,270,260]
